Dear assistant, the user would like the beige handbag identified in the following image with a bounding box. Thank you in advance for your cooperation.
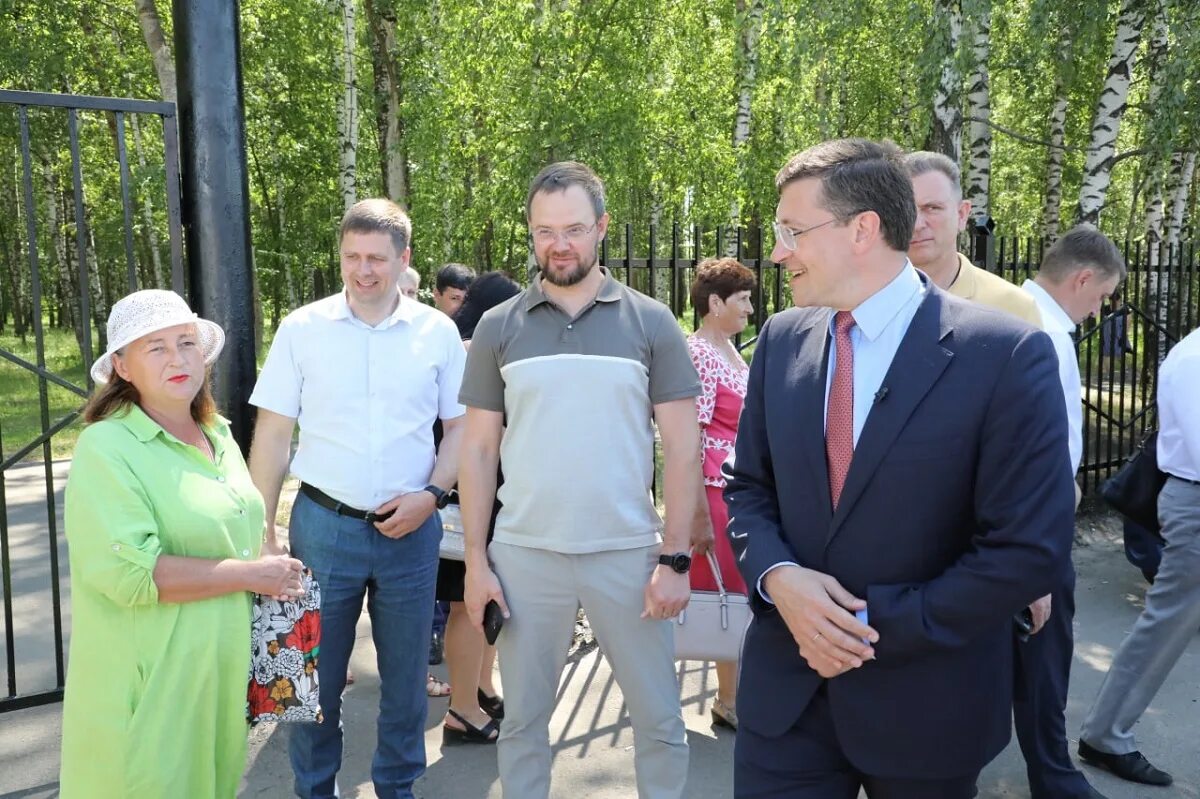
[673,551,751,662]
[438,504,466,561]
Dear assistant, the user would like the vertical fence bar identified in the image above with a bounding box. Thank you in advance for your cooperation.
[162,113,185,294]
[624,223,633,287]
[20,106,66,691]
[648,222,658,302]
[0,418,14,700]
[692,224,702,331]
[114,111,138,292]
[671,223,681,316]
[67,109,95,381]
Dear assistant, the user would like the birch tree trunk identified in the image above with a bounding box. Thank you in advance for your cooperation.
[1075,0,1146,226]
[336,0,359,212]
[725,0,765,257]
[134,0,177,102]
[130,114,165,288]
[1142,0,1169,267]
[365,0,408,205]
[964,3,991,222]
[926,0,963,162]
[1041,28,1071,242]
[1164,152,1196,249]
[44,161,84,354]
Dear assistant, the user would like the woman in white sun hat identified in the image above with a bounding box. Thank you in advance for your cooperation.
[59,289,306,799]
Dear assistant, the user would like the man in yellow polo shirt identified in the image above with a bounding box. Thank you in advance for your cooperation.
[905,151,1041,327]
[905,151,1105,799]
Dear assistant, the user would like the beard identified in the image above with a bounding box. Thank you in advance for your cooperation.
[537,249,596,287]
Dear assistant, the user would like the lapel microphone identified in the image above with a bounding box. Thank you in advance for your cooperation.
[874,386,890,404]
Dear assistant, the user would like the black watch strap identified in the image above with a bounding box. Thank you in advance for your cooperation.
[423,484,449,509]
[658,552,692,574]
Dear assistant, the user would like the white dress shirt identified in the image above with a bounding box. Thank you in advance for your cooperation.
[1022,280,1083,473]
[760,263,927,602]
[250,291,466,510]
[1157,327,1200,482]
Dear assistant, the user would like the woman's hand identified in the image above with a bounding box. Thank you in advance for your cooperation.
[245,555,306,600]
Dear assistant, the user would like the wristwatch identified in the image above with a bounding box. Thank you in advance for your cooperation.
[658,552,692,574]
[423,484,450,509]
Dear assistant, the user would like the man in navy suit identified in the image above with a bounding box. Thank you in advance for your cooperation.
[726,138,1076,798]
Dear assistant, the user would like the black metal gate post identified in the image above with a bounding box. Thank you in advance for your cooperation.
[173,0,258,453]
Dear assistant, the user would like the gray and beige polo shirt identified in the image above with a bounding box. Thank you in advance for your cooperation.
[459,268,700,554]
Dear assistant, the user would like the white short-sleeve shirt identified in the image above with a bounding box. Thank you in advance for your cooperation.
[250,291,466,510]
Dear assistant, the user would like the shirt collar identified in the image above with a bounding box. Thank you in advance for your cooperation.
[832,261,923,342]
[524,266,622,311]
[111,404,229,459]
[329,288,414,329]
[1022,279,1073,333]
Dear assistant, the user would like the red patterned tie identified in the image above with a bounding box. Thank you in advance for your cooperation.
[827,311,855,509]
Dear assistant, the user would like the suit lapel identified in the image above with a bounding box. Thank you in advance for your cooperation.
[826,291,954,543]
[790,310,835,522]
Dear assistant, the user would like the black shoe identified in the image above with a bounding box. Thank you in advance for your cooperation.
[1078,740,1172,786]
[478,688,505,720]
[429,630,445,666]
[442,708,499,746]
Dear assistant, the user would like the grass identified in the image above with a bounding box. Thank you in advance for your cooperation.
[0,325,93,462]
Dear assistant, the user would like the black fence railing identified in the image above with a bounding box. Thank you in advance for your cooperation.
[0,89,184,713]
[586,223,1198,498]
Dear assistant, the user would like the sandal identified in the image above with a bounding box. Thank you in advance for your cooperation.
[711,699,738,731]
[426,673,451,698]
[442,708,500,745]
[477,688,505,720]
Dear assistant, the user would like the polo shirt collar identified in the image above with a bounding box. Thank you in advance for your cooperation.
[329,288,414,329]
[1022,279,1074,333]
[835,260,922,342]
[525,267,622,311]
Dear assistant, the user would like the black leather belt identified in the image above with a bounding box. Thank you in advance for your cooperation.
[300,483,395,523]
[1167,474,1200,486]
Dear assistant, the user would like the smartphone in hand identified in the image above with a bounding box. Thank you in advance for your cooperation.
[484,600,505,646]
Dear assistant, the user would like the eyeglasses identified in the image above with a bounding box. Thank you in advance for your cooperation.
[772,218,836,251]
[531,223,599,244]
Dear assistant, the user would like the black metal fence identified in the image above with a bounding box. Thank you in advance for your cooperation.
[0,89,184,712]
[593,224,1199,497]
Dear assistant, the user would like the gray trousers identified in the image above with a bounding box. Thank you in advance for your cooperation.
[1081,477,1200,754]
[489,541,689,799]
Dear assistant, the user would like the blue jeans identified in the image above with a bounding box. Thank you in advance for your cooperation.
[287,492,439,799]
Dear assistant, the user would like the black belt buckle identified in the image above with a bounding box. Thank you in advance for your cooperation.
[364,509,395,524]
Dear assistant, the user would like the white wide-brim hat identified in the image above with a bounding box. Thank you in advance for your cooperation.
[90,289,226,384]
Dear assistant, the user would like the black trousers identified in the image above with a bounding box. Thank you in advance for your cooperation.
[734,685,979,799]
[1013,568,1093,799]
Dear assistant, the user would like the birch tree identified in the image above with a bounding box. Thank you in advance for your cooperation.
[335,0,359,212]
[725,0,765,257]
[1041,27,1072,242]
[365,0,408,205]
[964,1,991,222]
[1076,0,1147,226]
[926,0,963,162]
[1163,151,1196,249]
[133,0,176,102]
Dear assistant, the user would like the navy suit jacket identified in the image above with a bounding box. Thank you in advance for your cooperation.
[726,285,1076,780]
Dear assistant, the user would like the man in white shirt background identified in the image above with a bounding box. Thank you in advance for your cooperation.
[1017,225,1125,799]
[1078,324,1200,789]
[248,198,467,799]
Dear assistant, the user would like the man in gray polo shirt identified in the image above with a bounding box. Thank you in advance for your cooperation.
[458,161,707,799]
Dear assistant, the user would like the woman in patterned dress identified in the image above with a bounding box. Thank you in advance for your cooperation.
[686,257,756,731]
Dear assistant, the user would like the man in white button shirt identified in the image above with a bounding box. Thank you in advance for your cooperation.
[1022,224,1124,499]
[1017,224,1125,799]
[1078,324,1200,788]
[248,199,466,799]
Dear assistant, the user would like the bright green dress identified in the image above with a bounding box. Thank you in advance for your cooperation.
[60,405,265,799]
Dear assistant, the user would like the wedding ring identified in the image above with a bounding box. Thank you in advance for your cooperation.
[812,632,822,642]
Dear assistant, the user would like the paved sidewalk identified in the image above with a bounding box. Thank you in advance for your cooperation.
[3,509,1199,797]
